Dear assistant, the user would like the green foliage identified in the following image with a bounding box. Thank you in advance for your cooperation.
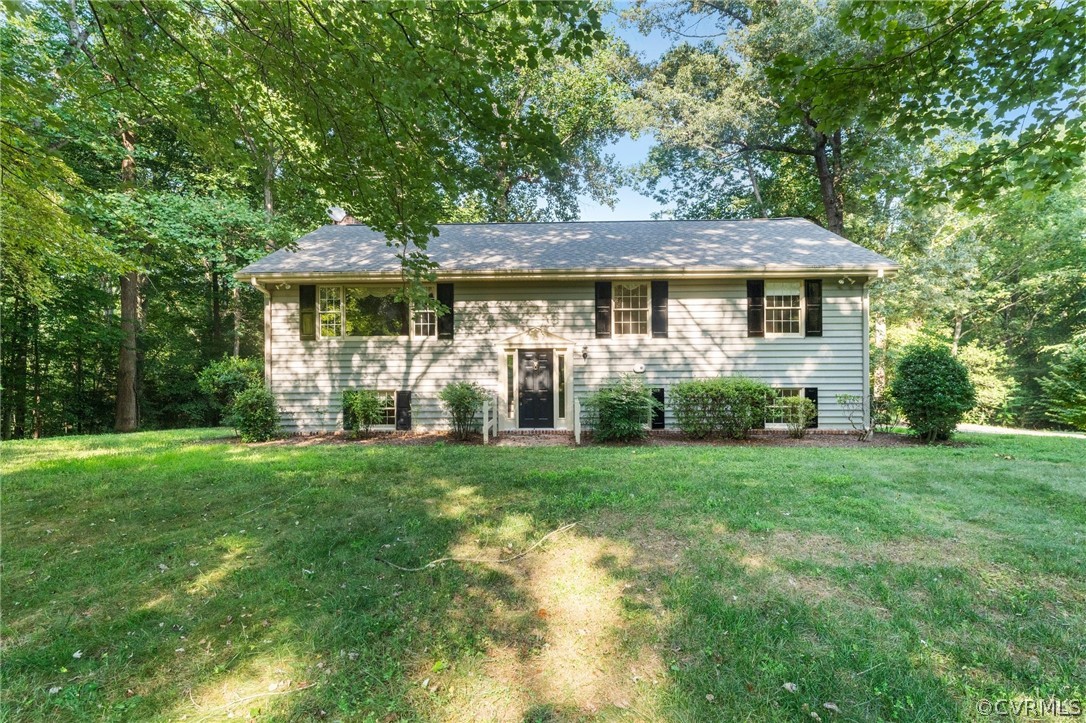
[834,393,867,439]
[872,394,904,435]
[196,357,263,411]
[438,382,489,440]
[670,377,773,440]
[890,344,976,442]
[583,375,659,442]
[785,0,1086,206]
[1039,336,1086,432]
[957,342,1017,425]
[225,385,280,442]
[343,389,386,436]
[779,395,817,439]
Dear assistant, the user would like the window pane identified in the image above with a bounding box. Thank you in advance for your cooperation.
[506,353,515,417]
[378,391,396,426]
[413,310,436,337]
[318,287,342,337]
[767,388,800,424]
[345,288,407,336]
[765,282,801,334]
[613,283,649,335]
[558,355,566,419]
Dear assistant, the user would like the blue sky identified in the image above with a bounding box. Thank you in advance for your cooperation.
[577,8,675,221]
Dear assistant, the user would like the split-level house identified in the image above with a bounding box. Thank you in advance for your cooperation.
[236,218,898,434]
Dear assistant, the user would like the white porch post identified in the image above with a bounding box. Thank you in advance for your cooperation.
[573,398,581,445]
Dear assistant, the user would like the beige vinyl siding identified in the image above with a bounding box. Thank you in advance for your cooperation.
[266,279,868,432]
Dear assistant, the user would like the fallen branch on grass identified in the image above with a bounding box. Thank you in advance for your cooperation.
[190,682,317,721]
[375,522,579,572]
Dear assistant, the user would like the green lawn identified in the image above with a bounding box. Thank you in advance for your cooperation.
[2,430,1083,722]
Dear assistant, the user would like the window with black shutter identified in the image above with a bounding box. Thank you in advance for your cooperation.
[395,390,412,430]
[651,387,665,429]
[804,387,819,428]
[747,280,765,337]
[651,281,668,338]
[804,280,822,337]
[595,281,612,338]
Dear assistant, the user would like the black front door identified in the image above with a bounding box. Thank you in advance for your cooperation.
[518,349,554,428]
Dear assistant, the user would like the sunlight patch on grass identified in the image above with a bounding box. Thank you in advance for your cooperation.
[426,527,666,720]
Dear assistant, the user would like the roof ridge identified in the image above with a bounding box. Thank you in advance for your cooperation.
[334,217,807,228]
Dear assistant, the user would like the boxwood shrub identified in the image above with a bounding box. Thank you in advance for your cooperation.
[890,343,976,442]
[584,375,659,442]
[439,381,488,440]
[670,377,773,439]
[226,385,280,442]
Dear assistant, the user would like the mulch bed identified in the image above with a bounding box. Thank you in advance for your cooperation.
[247,429,932,448]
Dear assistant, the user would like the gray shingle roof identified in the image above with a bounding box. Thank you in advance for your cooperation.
[237,218,898,277]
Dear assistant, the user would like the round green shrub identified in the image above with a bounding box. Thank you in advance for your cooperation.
[439,381,488,440]
[227,385,280,442]
[779,395,817,438]
[584,375,659,442]
[890,344,976,442]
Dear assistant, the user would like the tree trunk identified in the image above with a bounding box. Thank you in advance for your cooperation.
[812,135,845,236]
[115,123,139,432]
[263,151,276,224]
[32,307,42,439]
[115,270,139,432]
[10,295,28,438]
[952,315,963,355]
[745,154,768,217]
[232,284,242,357]
[211,269,222,354]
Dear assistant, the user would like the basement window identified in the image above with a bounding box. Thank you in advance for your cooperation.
[766,388,801,426]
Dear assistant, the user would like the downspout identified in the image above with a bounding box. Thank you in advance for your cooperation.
[250,277,272,388]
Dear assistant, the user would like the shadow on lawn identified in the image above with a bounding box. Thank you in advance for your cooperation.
[4,437,1081,721]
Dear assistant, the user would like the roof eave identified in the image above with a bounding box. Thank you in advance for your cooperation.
[235,264,900,283]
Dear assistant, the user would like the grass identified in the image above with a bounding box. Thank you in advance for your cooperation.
[1,429,1083,722]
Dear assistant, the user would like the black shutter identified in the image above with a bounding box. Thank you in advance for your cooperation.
[299,285,316,341]
[804,387,819,428]
[747,280,764,337]
[651,280,668,338]
[651,387,665,429]
[399,301,410,336]
[436,283,454,339]
[595,281,612,338]
[805,280,823,337]
[395,390,412,430]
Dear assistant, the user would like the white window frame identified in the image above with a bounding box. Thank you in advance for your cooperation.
[374,390,397,428]
[318,285,436,340]
[412,285,438,338]
[764,280,804,337]
[318,286,343,338]
[766,388,801,428]
[612,281,651,337]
